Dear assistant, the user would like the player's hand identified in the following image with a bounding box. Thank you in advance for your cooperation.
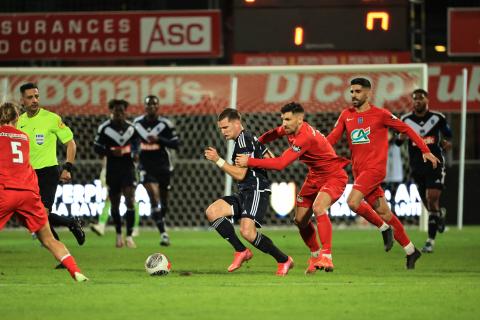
[441,139,452,151]
[59,170,72,183]
[423,152,440,169]
[204,147,220,162]
[235,154,249,167]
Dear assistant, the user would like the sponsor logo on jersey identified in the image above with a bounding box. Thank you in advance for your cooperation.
[35,133,44,145]
[292,145,301,152]
[351,127,371,144]
[412,136,435,146]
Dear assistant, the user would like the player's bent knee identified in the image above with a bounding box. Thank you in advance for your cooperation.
[347,199,360,211]
[294,215,309,228]
[205,204,221,221]
[312,204,327,216]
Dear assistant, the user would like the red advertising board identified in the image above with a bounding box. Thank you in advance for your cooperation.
[2,66,424,115]
[2,64,477,115]
[428,64,480,112]
[0,11,222,60]
[448,8,480,56]
[234,52,411,65]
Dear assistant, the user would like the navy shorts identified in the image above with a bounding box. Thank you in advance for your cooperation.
[411,164,446,191]
[222,189,270,228]
[139,165,172,190]
[106,167,136,194]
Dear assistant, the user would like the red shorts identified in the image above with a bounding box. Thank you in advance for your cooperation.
[0,186,48,233]
[352,169,385,205]
[296,170,348,208]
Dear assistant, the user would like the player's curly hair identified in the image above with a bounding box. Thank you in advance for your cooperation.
[0,102,19,125]
[412,88,428,97]
[108,99,129,110]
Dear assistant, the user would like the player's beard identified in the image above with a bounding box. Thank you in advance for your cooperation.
[352,98,365,108]
[414,103,427,114]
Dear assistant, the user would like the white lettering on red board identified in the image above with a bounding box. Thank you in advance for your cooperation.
[140,17,211,53]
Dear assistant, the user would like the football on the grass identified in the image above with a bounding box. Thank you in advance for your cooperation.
[145,253,171,276]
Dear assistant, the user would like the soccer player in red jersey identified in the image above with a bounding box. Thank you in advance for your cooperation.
[0,102,88,282]
[236,102,350,274]
[327,78,440,269]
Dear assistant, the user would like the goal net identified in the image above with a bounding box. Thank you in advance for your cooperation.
[1,64,427,228]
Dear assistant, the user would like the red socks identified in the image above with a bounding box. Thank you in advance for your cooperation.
[387,214,411,247]
[298,221,320,253]
[316,214,332,254]
[61,254,81,278]
[355,201,385,228]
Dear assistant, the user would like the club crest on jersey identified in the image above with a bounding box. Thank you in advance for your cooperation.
[351,127,371,144]
[292,145,301,152]
[35,133,45,145]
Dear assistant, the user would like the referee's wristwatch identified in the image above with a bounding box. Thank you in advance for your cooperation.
[62,162,74,173]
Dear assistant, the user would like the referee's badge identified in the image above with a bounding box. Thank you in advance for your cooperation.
[35,133,45,145]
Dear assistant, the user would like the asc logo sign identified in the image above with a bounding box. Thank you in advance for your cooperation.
[140,16,212,53]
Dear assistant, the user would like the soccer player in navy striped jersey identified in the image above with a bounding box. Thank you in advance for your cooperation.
[134,95,181,246]
[94,99,139,248]
[204,108,293,276]
[396,89,452,253]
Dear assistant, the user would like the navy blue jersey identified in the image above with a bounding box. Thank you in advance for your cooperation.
[134,115,180,172]
[232,130,270,191]
[94,119,138,171]
[399,110,452,168]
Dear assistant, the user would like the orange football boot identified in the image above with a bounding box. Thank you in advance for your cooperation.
[314,255,334,272]
[276,256,294,276]
[227,248,253,272]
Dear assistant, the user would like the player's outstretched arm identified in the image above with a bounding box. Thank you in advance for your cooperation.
[204,147,247,181]
[385,112,431,153]
[258,126,285,144]
[236,147,299,171]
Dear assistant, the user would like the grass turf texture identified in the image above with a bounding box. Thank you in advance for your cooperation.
[1,227,479,320]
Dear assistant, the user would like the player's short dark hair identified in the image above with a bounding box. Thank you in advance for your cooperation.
[412,88,428,97]
[108,99,129,110]
[19,83,38,95]
[218,108,241,122]
[144,95,159,105]
[0,102,19,125]
[281,102,304,114]
[350,78,372,89]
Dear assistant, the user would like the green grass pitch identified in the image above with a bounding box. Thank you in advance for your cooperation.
[1,227,480,320]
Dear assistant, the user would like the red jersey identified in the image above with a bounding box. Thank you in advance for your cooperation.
[248,122,349,177]
[0,125,39,193]
[327,105,430,175]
